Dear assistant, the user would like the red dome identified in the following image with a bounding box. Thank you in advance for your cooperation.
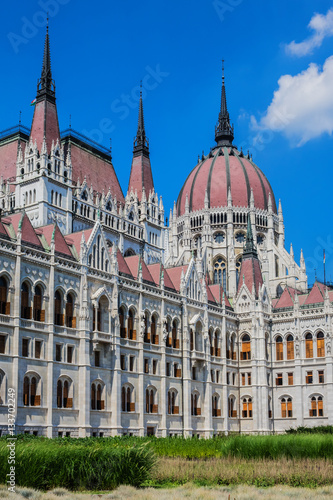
[176,147,277,216]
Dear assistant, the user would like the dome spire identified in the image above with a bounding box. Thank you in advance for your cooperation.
[133,83,149,158]
[215,60,234,147]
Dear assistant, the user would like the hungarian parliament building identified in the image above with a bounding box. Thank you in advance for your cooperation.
[0,29,331,438]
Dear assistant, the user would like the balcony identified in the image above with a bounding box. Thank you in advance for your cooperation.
[92,331,112,343]
[191,350,205,362]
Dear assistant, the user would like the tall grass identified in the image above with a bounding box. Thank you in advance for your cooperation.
[0,438,155,490]
[1,433,333,490]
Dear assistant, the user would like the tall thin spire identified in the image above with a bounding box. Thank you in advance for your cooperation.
[36,21,55,102]
[133,83,149,158]
[243,216,257,257]
[215,60,234,147]
[30,25,60,152]
[128,85,154,200]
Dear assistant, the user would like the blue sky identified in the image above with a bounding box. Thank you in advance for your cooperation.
[1,0,333,285]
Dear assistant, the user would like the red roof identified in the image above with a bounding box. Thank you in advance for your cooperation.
[274,286,302,309]
[30,99,60,153]
[164,265,188,292]
[116,249,133,277]
[128,154,154,201]
[37,224,73,257]
[0,139,26,190]
[304,282,327,305]
[146,263,176,291]
[68,142,124,202]
[124,255,155,284]
[3,213,43,248]
[237,255,263,298]
[65,228,94,256]
[177,147,276,215]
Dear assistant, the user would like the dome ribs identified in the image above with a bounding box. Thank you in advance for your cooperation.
[235,153,251,207]
[223,147,231,204]
[249,159,268,210]
[206,148,221,208]
[176,161,200,216]
[189,157,209,212]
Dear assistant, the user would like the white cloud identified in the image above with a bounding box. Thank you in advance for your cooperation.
[252,56,333,146]
[286,8,333,56]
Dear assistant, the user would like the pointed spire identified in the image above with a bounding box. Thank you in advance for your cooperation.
[133,83,149,158]
[37,22,55,101]
[30,25,60,152]
[215,60,234,147]
[243,216,257,257]
[290,242,294,258]
[268,192,272,213]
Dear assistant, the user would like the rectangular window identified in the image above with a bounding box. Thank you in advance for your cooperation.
[216,370,220,383]
[67,345,73,363]
[318,370,324,383]
[55,344,62,362]
[94,350,100,367]
[22,338,29,357]
[227,371,230,385]
[241,373,246,386]
[129,356,135,372]
[153,359,157,375]
[0,334,6,354]
[192,366,196,380]
[232,373,236,385]
[267,373,270,386]
[276,373,283,386]
[306,371,313,384]
[35,340,42,359]
[211,370,215,383]
[166,362,170,377]
[144,358,149,374]
[120,354,126,370]
[288,372,293,385]
[247,372,251,385]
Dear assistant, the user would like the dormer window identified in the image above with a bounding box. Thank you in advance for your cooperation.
[81,191,88,201]
[106,201,112,211]
[128,211,134,221]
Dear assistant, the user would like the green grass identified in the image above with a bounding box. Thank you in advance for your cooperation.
[1,431,333,490]
[0,437,155,491]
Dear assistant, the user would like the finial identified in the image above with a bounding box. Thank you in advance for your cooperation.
[243,216,257,257]
[69,114,71,129]
[19,110,22,128]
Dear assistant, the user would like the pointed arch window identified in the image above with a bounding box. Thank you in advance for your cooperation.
[33,285,44,322]
[191,392,201,416]
[91,382,104,410]
[65,293,75,328]
[241,334,251,360]
[146,387,157,413]
[212,394,221,417]
[305,333,313,358]
[128,309,136,340]
[287,334,294,360]
[168,390,179,414]
[23,375,40,407]
[21,282,31,319]
[317,332,325,357]
[213,257,227,289]
[276,336,283,361]
[228,396,237,417]
[54,290,63,326]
